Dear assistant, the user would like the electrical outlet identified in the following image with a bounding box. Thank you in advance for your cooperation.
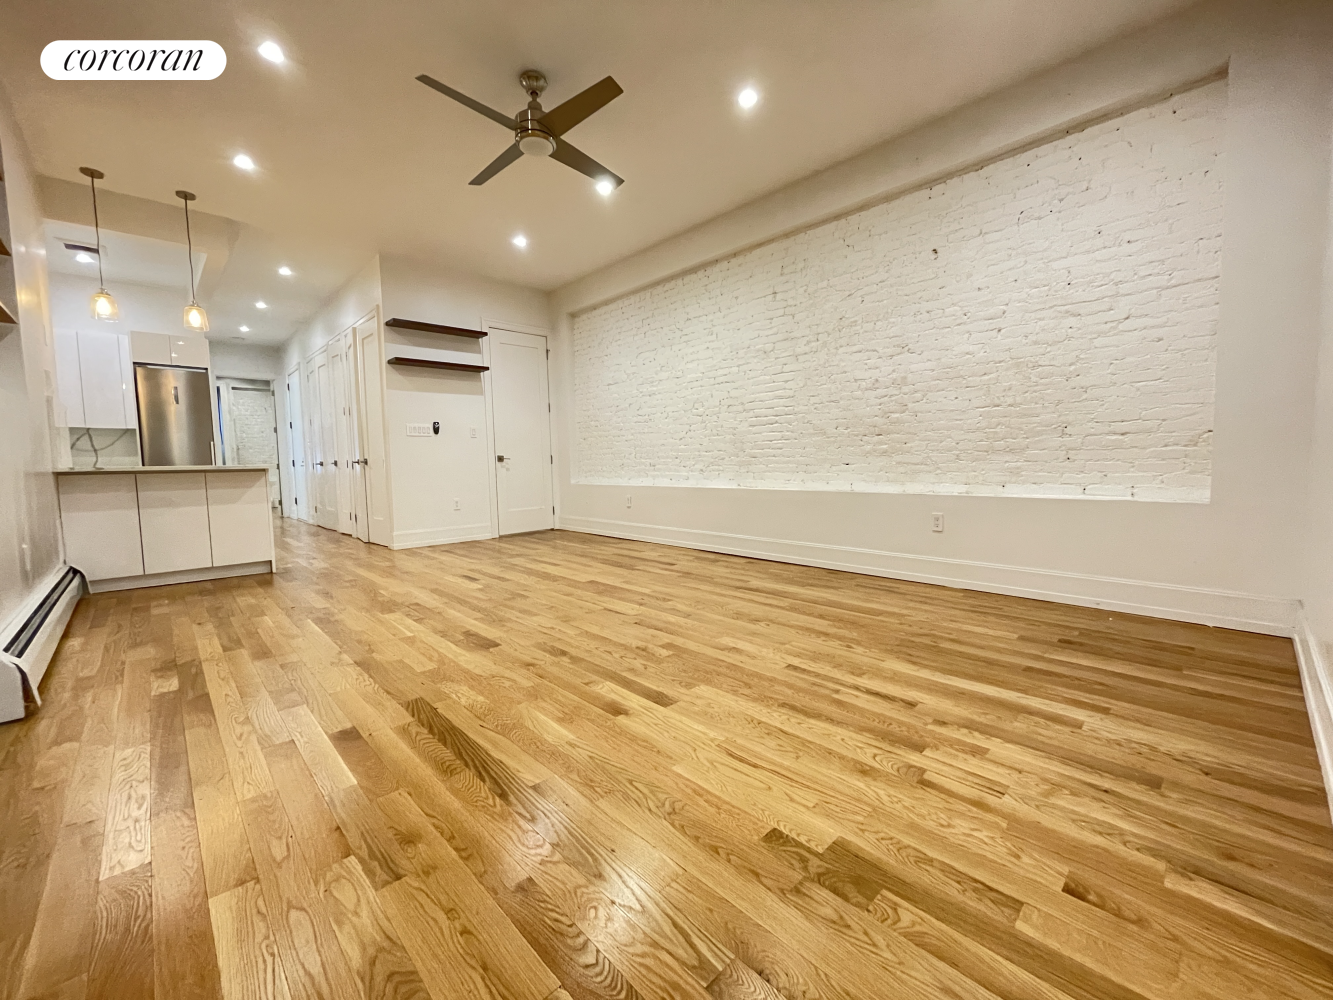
[932,512,944,533]
[407,423,431,437]
[626,495,633,509]
[453,498,461,511]
[469,426,477,439]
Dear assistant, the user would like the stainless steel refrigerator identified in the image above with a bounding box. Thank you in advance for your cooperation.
[135,364,215,466]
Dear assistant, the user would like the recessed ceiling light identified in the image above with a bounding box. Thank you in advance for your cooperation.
[511,234,528,249]
[595,179,615,197]
[74,252,94,263]
[255,301,268,309]
[278,265,292,276]
[233,153,256,171]
[239,325,250,332]
[258,41,285,64]
[737,87,759,109]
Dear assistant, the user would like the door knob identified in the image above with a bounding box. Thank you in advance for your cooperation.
[332,460,339,467]
[316,461,324,467]
[496,455,506,462]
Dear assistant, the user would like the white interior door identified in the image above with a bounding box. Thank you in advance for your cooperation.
[343,327,370,543]
[330,344,353,535]
[314,350,338,530]
[489,328,554,535]
[354,315,387,545]
[303,362,320,524]
[285,366,305,521]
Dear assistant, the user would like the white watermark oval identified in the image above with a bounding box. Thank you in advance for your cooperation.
[41,40,226,80]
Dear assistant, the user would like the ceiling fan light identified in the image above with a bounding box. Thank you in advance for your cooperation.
[184,303,209,332]
[518,134,555,157]
[91,288,118,321]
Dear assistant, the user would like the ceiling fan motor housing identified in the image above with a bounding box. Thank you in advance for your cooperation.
[515,106,556,157]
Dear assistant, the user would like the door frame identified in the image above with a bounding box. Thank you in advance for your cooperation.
[483,319,555,536]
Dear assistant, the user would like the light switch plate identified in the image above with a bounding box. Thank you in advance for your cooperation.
[407,423,431,437]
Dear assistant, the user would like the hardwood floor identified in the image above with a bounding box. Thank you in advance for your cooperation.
[2,517,1332,1000]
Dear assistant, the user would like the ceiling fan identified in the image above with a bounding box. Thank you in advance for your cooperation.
[416,70,624,189]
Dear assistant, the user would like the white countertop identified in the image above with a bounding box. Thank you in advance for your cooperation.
[56,465,273,475]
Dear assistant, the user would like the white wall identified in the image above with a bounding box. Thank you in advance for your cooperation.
[378,253,551,548]
[550,0,1333,635]
[209,340,281,381]
[48,270,183,336]
[1304,136,1333,659]
[0,83,63,635]
[573,81,1224,502]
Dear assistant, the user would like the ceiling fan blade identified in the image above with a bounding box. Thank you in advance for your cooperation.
[539,76,623,137]
[417,75,515,129]
[550,138,623,188]
[469,143,523,185]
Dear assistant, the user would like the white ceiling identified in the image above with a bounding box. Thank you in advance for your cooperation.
[45,222,206,288]
[2,0,1197,342]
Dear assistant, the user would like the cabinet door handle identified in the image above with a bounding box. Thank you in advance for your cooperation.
[332,460,339,467]
[316,461,324,467]
[496,455,506,463]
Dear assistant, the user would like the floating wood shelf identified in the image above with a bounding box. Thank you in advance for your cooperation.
[385,317,486,339]
[0,236,10,257]
[0,301,16,325]
[387,357,488,373]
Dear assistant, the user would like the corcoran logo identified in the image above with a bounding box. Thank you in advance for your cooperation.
[41,40,226,80]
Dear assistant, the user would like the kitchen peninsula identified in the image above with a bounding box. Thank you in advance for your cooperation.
[56,465,275,592]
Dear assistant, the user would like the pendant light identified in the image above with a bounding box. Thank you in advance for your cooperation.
[79,167,118,321]
[176,189,208,332]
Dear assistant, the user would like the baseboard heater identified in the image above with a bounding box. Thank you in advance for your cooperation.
[0,566,84,723]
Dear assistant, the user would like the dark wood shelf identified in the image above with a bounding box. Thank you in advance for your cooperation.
[387,356,488,373]
[0,236,10,257]
[386,317,486,339]
[0,301,16,325]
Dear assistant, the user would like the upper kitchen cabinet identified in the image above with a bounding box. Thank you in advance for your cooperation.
[131,330,209,368]
[54,328,136,429]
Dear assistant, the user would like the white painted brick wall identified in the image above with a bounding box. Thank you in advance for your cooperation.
[572,81,1225,501]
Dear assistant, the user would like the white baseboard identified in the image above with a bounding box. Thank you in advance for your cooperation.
[559,516,1299,635]
[1294,611,1333,825]
[391,523,495,550]
[89,561,273,593]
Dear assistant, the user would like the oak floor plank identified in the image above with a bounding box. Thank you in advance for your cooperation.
[208,880,293,1000]
[85,862,153,1000]
[315,857,429,1000]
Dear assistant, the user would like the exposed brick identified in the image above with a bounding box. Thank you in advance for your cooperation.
[572,81,1225,502]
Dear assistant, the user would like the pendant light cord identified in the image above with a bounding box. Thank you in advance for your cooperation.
[183,196,197,303]
[90,175,105,288]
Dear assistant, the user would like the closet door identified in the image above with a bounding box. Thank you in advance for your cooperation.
[304,360,322,525]
[354,315,387,545]
[314,350,339,530]
[330,341,353,535]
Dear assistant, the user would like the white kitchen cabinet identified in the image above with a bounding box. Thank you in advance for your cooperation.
[131,330,171,365]
[206,470,272,565]
[77,329,135,428]
[54,328,84,427]
[137,473,213,574]
[170,335,210,368]
[130,330,208,368]
[57,474,144,580]
[54,328,136,429]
